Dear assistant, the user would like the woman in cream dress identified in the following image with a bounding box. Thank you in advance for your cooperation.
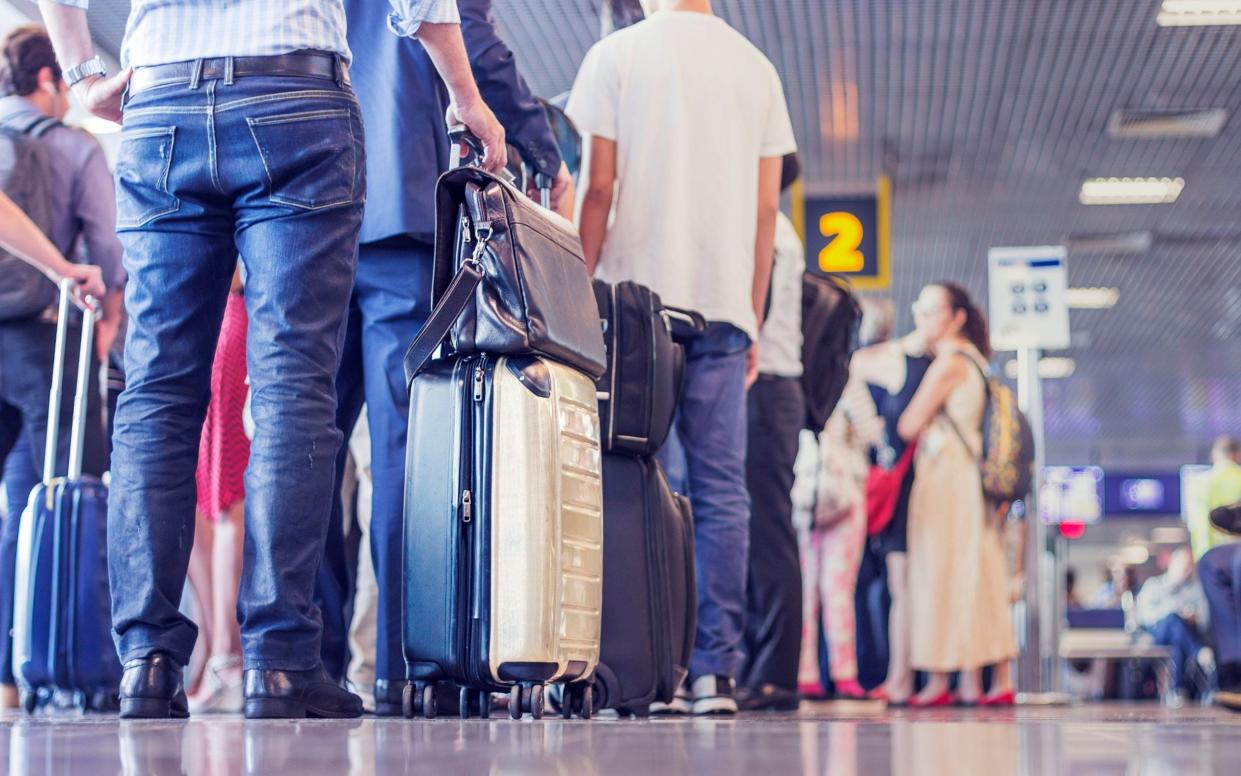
[897,283,1016,706]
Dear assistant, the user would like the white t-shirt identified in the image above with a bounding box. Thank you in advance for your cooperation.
[758,212,805,377]
[566,11,797,341]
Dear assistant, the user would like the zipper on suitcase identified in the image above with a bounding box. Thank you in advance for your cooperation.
[461,490,473,524]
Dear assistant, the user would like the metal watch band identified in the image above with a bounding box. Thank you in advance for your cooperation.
[64,57,107,88]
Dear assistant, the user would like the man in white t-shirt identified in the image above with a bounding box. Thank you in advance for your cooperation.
[567,0,797,715]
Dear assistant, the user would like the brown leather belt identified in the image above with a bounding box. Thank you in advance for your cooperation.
[129,50,346,95]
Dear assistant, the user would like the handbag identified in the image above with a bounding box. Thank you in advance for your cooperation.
[864,441,918,537]
[402,157,607,384]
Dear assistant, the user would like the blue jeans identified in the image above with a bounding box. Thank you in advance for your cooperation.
[658,321,751,679]
[108,72,365,671]
[319,237,432,683]
[1145,613,1205,691]
[1201,544,1241,665]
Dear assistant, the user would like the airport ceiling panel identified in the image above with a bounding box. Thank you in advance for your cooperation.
[496,0,1241,468]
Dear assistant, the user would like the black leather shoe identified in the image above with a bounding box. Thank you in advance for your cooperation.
[1210,505,1241,536]
[119,653,189,719]
[373,679,408,717]
[243,665,364,719]
[736,684,800,712]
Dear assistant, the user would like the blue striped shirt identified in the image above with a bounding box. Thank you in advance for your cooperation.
[51,0,461,68]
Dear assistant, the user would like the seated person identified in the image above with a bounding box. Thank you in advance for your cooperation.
[1202,505,1241,711]
[1135,547,1211,700]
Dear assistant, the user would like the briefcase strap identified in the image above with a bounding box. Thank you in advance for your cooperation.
[401,251,486,385]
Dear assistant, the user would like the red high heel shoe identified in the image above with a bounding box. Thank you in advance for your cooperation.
[980,690,1016,707]
[909,691,956,708]
[835,679,866,699]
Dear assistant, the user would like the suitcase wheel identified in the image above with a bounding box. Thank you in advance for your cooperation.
[403,682,438,720]
[561,683,594,721]
[20,690,37,715]
[401,683,415,719]
[508,684,523,721]
[523,683,545,720]
[420,682,437,720]
[458,687,492,720]
[577,684,593,720]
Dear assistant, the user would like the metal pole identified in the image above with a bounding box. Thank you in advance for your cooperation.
[1016,347,1048,693]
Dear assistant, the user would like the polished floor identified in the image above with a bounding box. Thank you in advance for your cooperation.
[3,702,1239,775]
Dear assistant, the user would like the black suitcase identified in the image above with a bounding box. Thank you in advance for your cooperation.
[592,280,703,456]
[592,453,696,715]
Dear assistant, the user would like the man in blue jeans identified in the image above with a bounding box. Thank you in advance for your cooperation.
[568,0,796,714]
[1201,505,1241,710]
[39,0,506,719]
[318,0,574,712]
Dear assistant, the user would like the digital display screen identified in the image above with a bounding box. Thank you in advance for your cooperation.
[1040,466,1103,523]
[1102,473,1181,516]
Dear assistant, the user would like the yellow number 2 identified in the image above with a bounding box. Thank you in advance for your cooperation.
[818,211,865,273]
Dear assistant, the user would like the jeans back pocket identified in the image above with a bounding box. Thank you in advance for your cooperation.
[247,108,359,211]
[115,127,180,229]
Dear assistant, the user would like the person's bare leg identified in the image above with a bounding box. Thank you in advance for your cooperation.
[210,500,244,661]
[957,667,982,703]
[883,552,912,703]
[987,660,1013,698]
[188,500,244,712]
[913,671,950,704]
[185,509,216,695]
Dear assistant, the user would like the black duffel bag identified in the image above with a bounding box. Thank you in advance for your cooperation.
[592,279,704,456]
[403,141,607,384]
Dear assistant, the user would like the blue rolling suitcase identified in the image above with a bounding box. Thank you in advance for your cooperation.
[11,283,121,712]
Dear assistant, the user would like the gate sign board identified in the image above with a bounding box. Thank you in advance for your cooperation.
[987,245,1070,352]
[802,177,891,290]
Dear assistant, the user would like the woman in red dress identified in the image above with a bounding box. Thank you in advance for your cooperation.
[187,269,249,712]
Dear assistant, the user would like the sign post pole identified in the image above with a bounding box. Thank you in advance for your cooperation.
[1016,346,1050,694]
[988,246,1071,704]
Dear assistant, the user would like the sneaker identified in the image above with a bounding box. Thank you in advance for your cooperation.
[650,680,692,715]
[188,655,243,714]
[690,674,737,716]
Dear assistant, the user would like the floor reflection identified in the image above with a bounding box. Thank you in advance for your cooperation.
[0,705,1238,775]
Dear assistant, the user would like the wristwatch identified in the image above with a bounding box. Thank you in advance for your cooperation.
[64,57,108,88]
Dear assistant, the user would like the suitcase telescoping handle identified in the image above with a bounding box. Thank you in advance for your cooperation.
[42,278,100,485]
[447,124,553,206]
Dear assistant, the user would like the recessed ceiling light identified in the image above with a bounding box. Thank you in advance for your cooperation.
[1065,287,1120,309]
[1079,177,1184,205]
[1067,230,1154,255]
[1157,1,1241,26]
[1004,357,1077,380]
[1108,108,1228,138]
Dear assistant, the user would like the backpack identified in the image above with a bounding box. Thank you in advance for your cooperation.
[800,273,862,431]
[0,115,60,321]
[947,354,1036,504]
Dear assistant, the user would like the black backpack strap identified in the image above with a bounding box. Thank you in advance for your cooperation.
[24,116,62,138]
[401,259,485,385]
